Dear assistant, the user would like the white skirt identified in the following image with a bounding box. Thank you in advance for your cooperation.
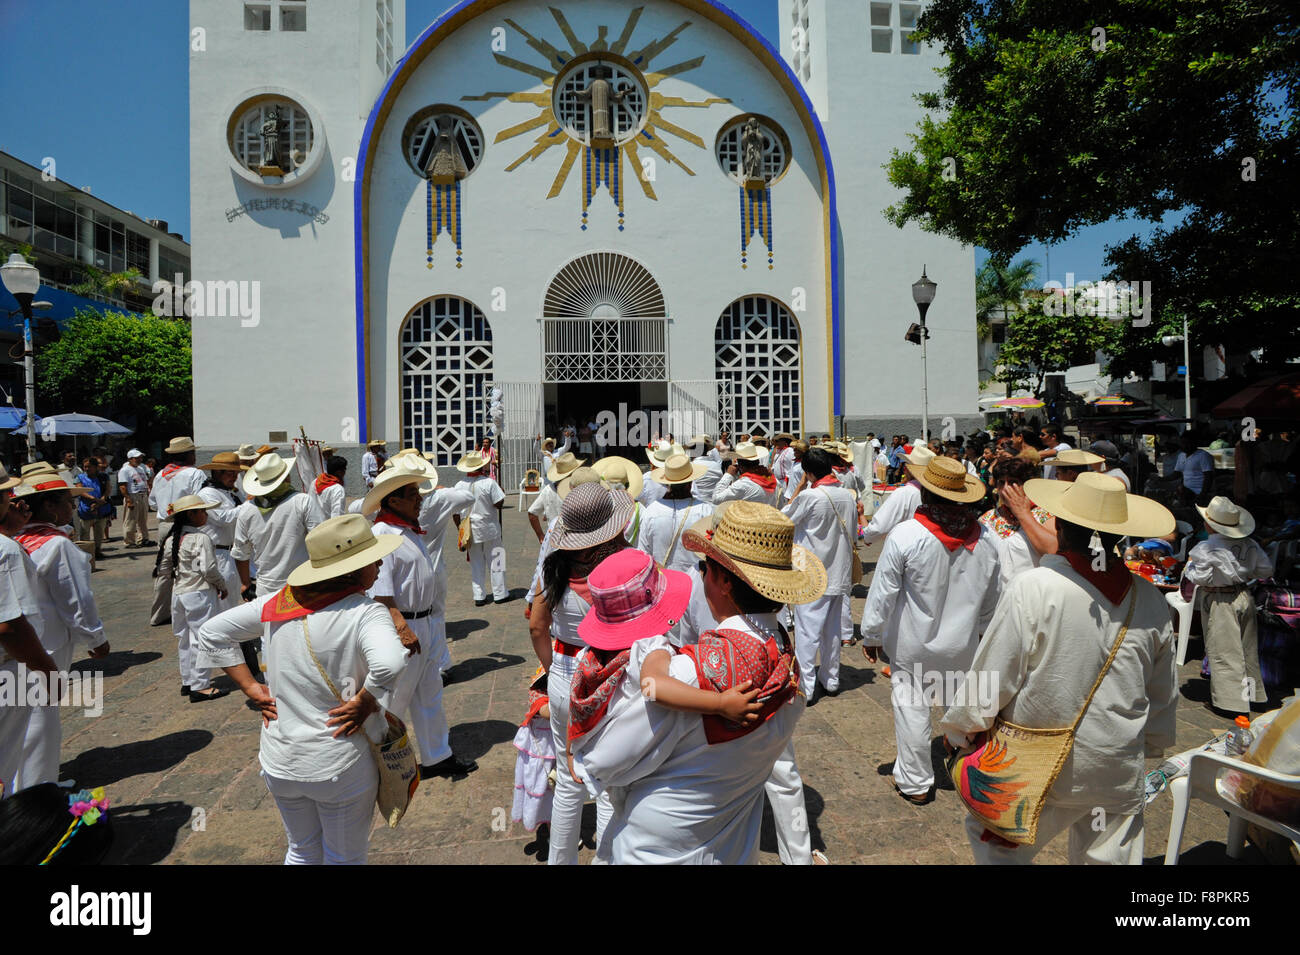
[512,717,556,832]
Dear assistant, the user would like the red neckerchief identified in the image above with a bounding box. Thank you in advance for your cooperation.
[1063,550,1134,605]
[314,473,341,494]
[261,582,370,622]
[158,463,185,481]
[521,687,549,727]
[812,474,840,488]
[569,577,592,606]
[376,509,424,535]
[15,522,71,555]
[568,648,632,743]
[681,628,796,744]
[913,507,980,552]
[745,472,778,492]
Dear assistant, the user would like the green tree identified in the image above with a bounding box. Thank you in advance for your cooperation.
[994,297,1114,397]
[885,0,1300,367]
[976,257,1039,339]
[36,308,192,435]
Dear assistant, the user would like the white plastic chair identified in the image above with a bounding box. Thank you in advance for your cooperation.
[1164,750,1300,864]
[1165,585,1200,667]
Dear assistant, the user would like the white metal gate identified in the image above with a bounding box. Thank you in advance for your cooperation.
[668,378,733,445]
[491,380,544,494]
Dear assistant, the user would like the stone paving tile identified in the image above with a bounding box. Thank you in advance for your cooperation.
[42,508,1262,865]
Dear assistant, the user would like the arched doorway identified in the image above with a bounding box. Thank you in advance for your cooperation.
[715,295,802,437]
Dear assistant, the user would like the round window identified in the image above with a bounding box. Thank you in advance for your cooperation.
[230,99,315,177]
[716,115,791,186]
[552,58,648,147]
[403,107,485,180]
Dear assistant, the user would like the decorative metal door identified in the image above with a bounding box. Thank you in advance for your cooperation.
[491,380,544,493]
[668,378,733,446]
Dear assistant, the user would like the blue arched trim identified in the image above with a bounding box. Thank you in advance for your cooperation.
[353,0,842,440]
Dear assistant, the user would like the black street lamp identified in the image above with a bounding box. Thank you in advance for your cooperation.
[1,254,45,456]
[910,266,937,440]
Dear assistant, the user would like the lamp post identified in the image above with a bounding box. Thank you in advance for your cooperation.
[910,266,937,442]
[1161,314,1192,431]
[1,253,42,458]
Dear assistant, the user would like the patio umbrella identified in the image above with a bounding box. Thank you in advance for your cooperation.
[1212,372,1300,421]
[10,412,133,461]
[992,397,1045,409]
[1091,396,1134,407]
[0,407,36,430]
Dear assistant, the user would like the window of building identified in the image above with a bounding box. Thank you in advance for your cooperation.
[244,3,271,30]
[871,2,892,27]
[871,29,892,53]
[280,0,306,31]
[552,59,648,146]
[715,296,802,438]
[230,99,315,174]
[403,108,483,179]
[899,4,922,29]
[125,230,150,276]
[715,116,791,185]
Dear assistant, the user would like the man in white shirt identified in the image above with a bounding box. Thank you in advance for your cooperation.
[638,441,678,507]
[539,432,573,486]
[783,448,859,701]
[315,456,348,519]
[713,442,779,505]
[417,464,475,680]
[366,460,477,778]
[149,437,209,624]
[361,438,387,489]
[194,453,246,612]
[1039,424,1071,481]
[861,456,1001,803]
[117,448,151,547]
[453,451,507,605]
[639,453,713,573]
[862,443,934,545]
[1174,433,1216,503]
[770,433,795,504]
[232,452,324,598]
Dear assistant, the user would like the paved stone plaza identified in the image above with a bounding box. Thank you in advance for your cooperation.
[60,503,1263,865]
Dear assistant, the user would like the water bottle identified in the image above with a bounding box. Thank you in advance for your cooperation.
[1227,716,1254,757]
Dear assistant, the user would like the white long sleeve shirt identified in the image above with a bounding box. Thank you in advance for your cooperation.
[196,484,241,548]
[939,558,1178,812]
[860,518,1001,671]
[318,483,346,519]
[23,535,106,657]
[713,473,777,506]
[0,535,43,665]
[691,458,723,503]
[638,497,714,572]
[173,531,226,595]
[231,491,324,595]
[861,480,922,545]
[196,593,408,781]
[783,483,858,596]
[149,464,207,517]
[1183,534,1273,588]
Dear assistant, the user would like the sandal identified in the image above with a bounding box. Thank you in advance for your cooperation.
[893,783,933,806]
[188,687,229,703]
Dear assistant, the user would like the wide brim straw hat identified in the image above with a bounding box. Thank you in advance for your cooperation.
[905,455,986,504]
[592,455,644,499]
[457,451,489,473]
[549,481,635,551]
[167,494,217,518]
[825,441,854,464]
[684,433,711,449]
[165,436,196,454]
[904,443,936,468]
[367,439,387,450]
[645,440,675,467]
[0,463,18,492]
[556,465,602,499]
[577,549,693,651]
[242,452,297,497]
[198,451,249,471]
[1197,496,1255,539]
[1053,448,1104,468]
[1026,472,1175,538]
[650,452,709,486]
[287,514,403,588]
[362,458,434,514]
[546,451,585,483]
[733,441,762,462]
[683,500,827,605]
[19,471,77,497]
[255,445,278,456]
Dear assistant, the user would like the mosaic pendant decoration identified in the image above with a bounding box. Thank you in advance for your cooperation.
[426,178,464,269]
[581,145,625,231]
[739,184,773,270]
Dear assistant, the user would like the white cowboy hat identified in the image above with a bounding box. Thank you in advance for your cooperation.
[1053,448,1104,468]
[236,443,259,463]
[645,440,684,467]
[1026,472,1175,538]
[545,451,585,483]
[287,514,404,588]
[165,436,196,454]
[592,455,645,499]
[556,465,603,499]
[650,452,709,486]
[733,441,762,462]
[904,444,936,468]
[457,451,489,473]
[167,494,217,519]
[362,457,434,514]
[242,452,297,497]
[1197,496,1255,539]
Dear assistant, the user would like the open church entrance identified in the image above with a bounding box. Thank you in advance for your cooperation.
[548,381,669,461]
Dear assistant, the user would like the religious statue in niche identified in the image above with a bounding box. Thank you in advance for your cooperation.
[258,107,285,177]
[741,117,767,188]
[424,116,469,185]
[577,65,630,147]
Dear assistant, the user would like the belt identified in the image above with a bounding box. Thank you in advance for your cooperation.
[1201,584,1246,594]
[553,639,582,657]
[401,606,434,620]
[214,544,231,551]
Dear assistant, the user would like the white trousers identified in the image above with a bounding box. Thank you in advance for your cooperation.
[390,616,450,767]
[468,537,507,601]
[15,642,73,790]
[840,597,853,642]
[0,662,34,796]
[547,651,612,864]
[213,549,241,612]
[172,589,218,691]
[890,663,936,796]
[965,803,1145,865]
[794,593,844,698]
[765,736,813,864]
[263,756,378,865]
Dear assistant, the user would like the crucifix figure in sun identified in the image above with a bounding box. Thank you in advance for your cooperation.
[577,65,630,146]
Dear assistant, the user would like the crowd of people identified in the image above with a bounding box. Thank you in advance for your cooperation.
[0,419,1293,866]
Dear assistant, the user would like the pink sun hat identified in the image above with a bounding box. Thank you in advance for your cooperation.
[577,549,693,651]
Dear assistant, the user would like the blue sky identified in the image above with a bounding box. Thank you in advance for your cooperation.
[0,0,1154,284]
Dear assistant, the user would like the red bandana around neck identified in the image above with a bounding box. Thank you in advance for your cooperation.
[913,506,980,552]
[376,509,424,535]
[15,522,71,555]
[261,582,370,622]
[681,628,797,744]
[812,474,840,488]
[158,463,185,481]
[568,648,633,743]
[1063,549,1134,605]
[314,473,341,494]
[746,472,778,492]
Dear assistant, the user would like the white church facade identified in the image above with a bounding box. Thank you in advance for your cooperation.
[189,0,978,480]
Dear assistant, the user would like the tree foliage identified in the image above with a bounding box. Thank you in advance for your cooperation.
[885,0,1300,367]
[976,256,1039,339]
[991,293,1114,396]
[36,308,192,436]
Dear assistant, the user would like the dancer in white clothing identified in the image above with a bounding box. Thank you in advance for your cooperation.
[713,442,779,505]
[313,456,348,519]
[165,495,229,702]
[149,436,208,625]
[453,451,508,605]
[232,453,325,599]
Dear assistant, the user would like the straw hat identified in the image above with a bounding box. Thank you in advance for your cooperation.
[395,446,422,458]
[825,441,854,464]
[1025,472,1174,538]
[904,443,935,468]
[683,501,826,605]
[650,452,709,486]
[1197,496,1255,539]
[255,444,278,456]
[242,452,297,497]
[367,439,387,450]
[167,494,217,519]
[592,455,644,499]
[645,440,684,468]
[362,457,432,514]
[236,443,259,463]
[556,465,602,499]
[1053,448,1104,468]
[321,445,336,457]
[457,451,489,473]
[733,441,762,462]
[577,549,692,651]
[905,455,985,503]
[18,471,76,497]
[545,451,585,483]
[549,482,635,551]
[286,514,403,588]
[198,451,249,472]
[0,463,18,493]
[165,436,196,454]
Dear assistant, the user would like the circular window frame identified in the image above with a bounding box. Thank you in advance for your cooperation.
[401,105,486,181]
[714,113,793,187]
[225,87,326,189]
[551,52,650,148]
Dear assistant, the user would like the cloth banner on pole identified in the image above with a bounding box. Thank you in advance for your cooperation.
[293,434,326,498]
